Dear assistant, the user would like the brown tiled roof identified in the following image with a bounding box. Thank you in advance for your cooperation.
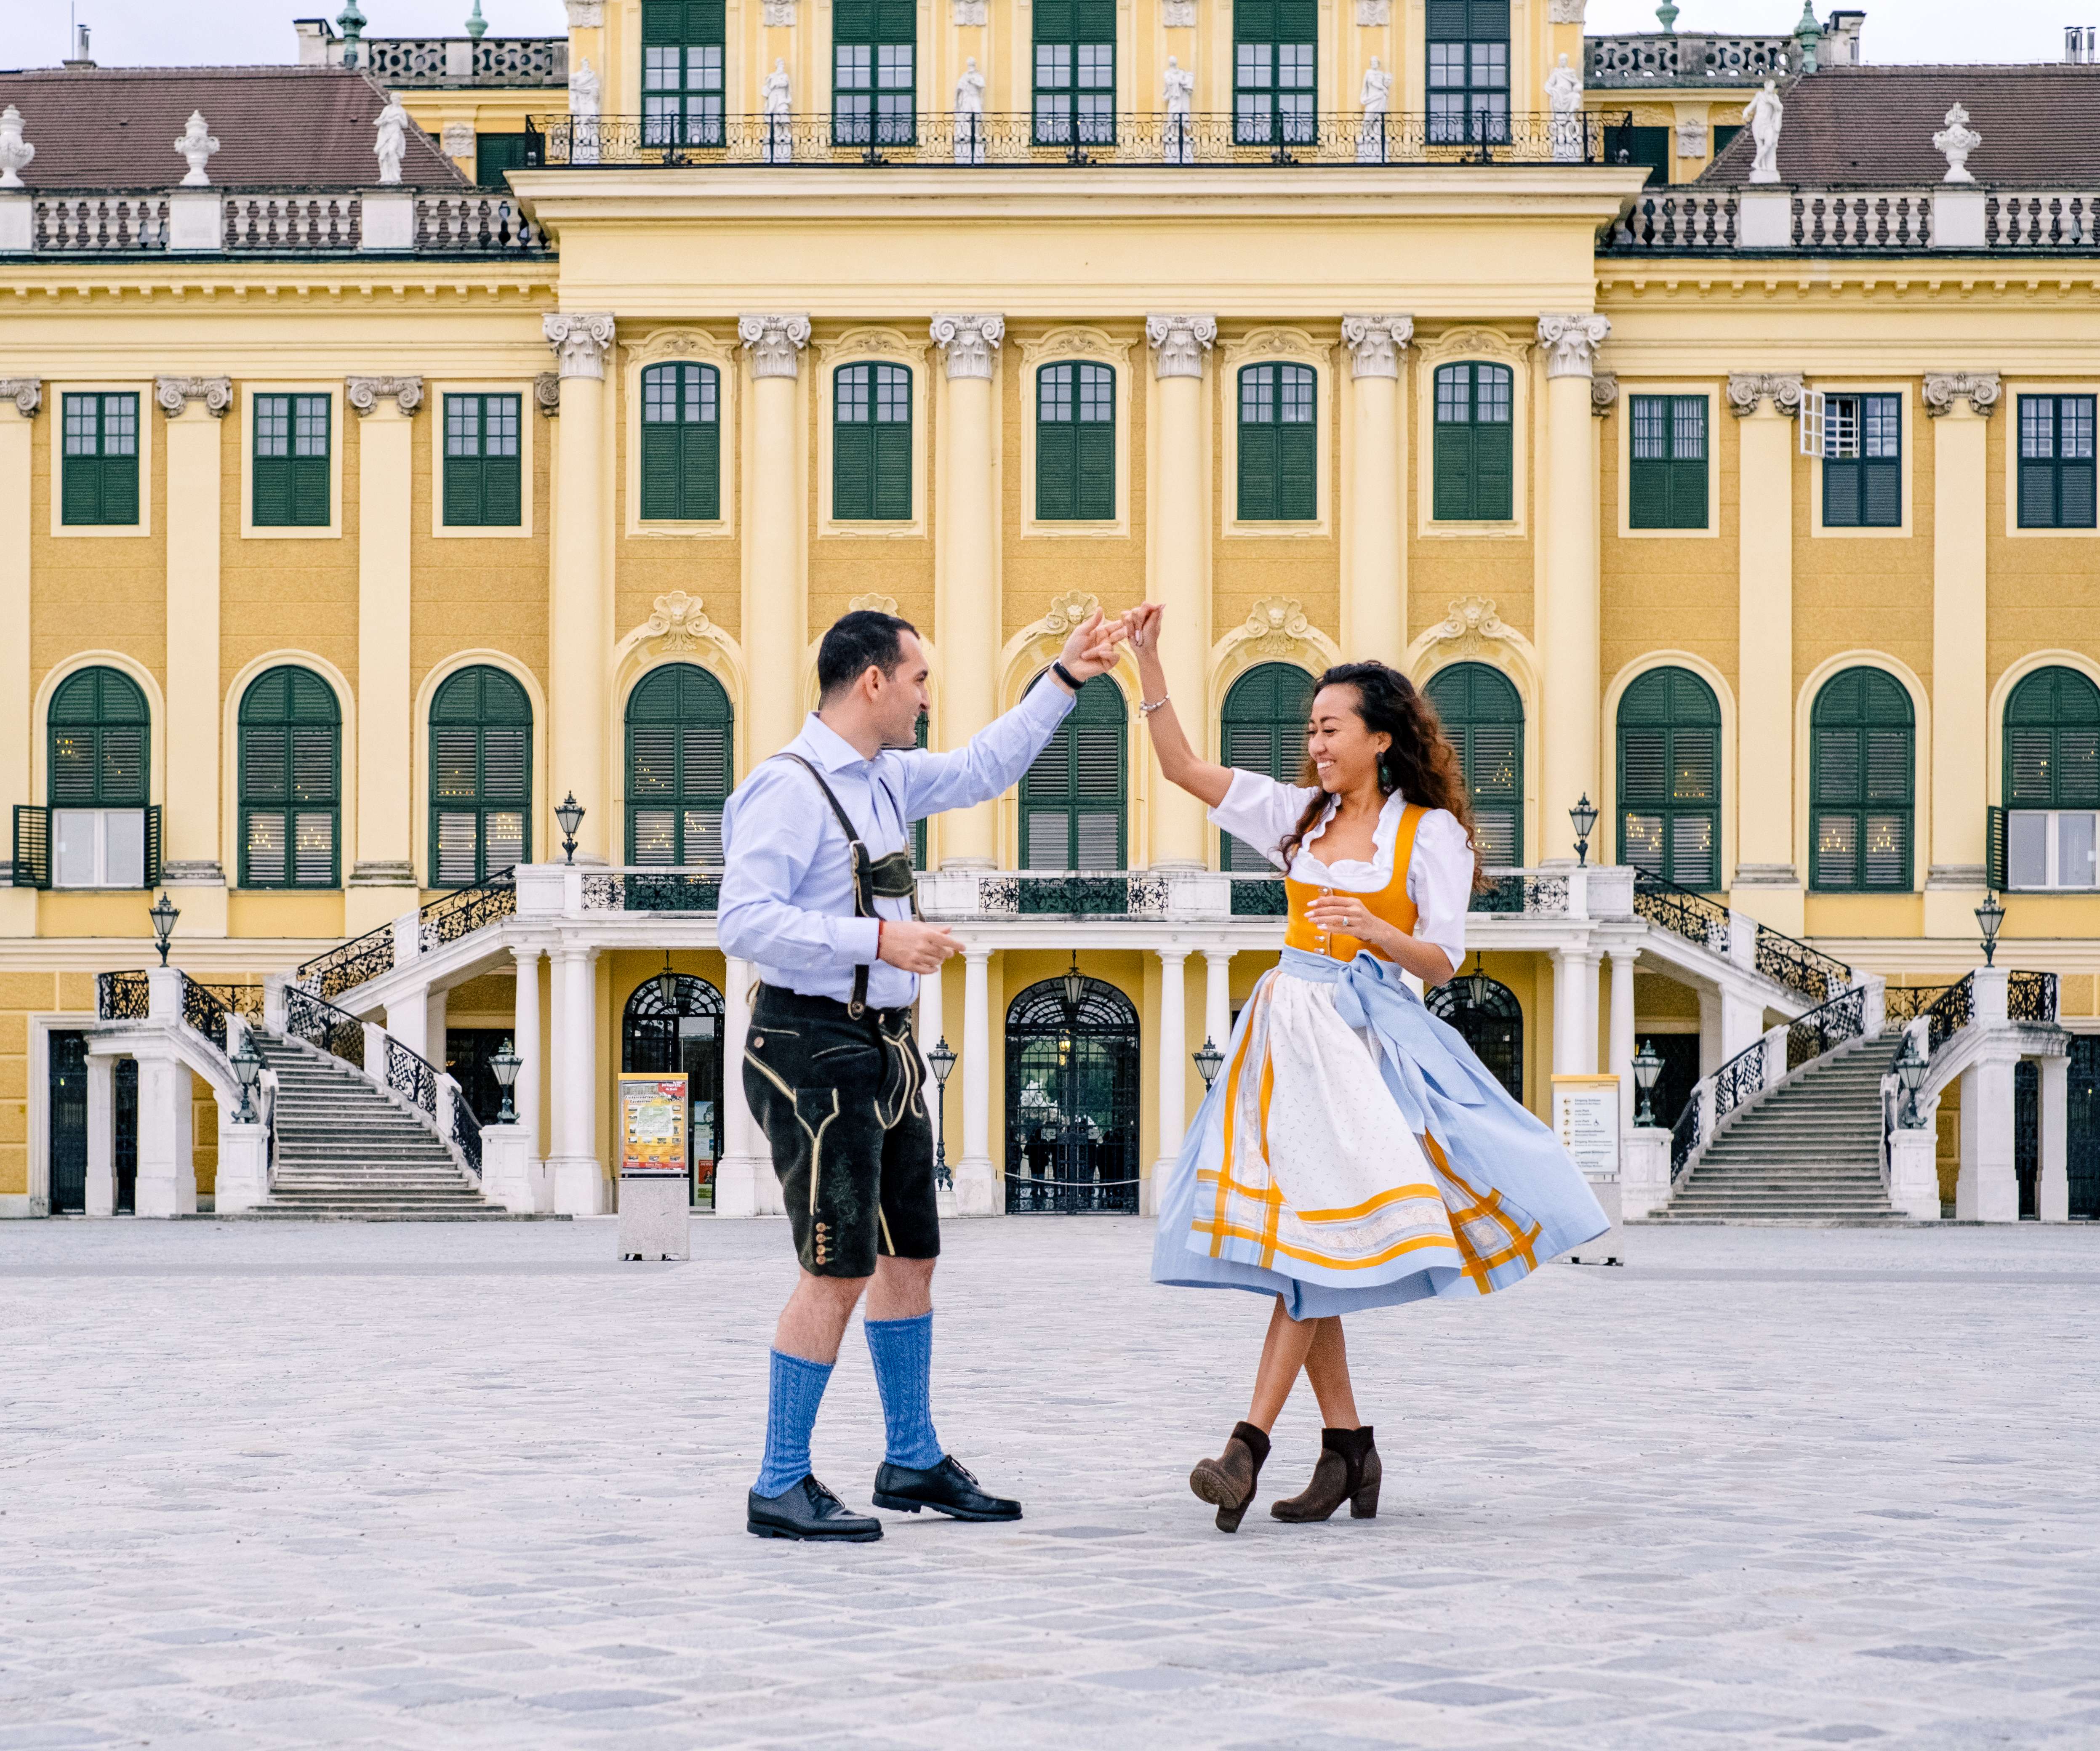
[0,66,465,190]
[1704,64,2100,188]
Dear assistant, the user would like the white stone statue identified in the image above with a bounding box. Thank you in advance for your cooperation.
[570,57,602,164]
[1744,79,1784,184]
[760,59,793,162]
[173,110,219,187]
[762,59,791,120]
[1545,53,1583,115]
[1359,58,1392,117]
[1933,101,1980,184]
[373,93,409,185]
[953,56,986,163]
[1163,56,1195,163]
[0,105,33,189]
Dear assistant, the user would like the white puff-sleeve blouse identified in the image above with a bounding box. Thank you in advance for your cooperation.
[1207,770,1473,975]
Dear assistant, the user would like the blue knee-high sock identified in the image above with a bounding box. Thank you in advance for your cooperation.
[864,1312,944,1469]
[754,1349,834,1498]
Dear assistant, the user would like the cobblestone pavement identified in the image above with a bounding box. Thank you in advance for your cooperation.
[4,1216,2099,1750]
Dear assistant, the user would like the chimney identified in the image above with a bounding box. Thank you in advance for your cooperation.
[62,21,95,68]
[1822,10,1866,67]
[2068,24,2098,63]
[291,18,341,67]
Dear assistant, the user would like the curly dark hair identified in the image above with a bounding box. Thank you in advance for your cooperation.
[1277,662,1490,894]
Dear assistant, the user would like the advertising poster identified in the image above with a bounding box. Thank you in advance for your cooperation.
[619,1073,688,1176]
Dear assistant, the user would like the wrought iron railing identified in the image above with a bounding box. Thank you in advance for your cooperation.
[96,970,150,1021]
[179,975,233,1054]
[1470,871,1572,915]
[200,983,265,1022]
[524,109,1622,170]
[578,870,724,912]
[296,921,396,1003]
[1669,1091,1703,1179]
[2009,970,2060,1025]
[450,1090,483,1176]
[1785,985,1867,1072]
[1883,983,1953,1024]
[973,874,1170,918]
[1711,1039,1766,1126]
[1229,876,1287,917]
[419,868,517,951]
[1632,871,1732,954]
[1927,974,1975,1057]
[387,1037,440,1118]
[284,985,366,1070]
[1753,923,1850,1005]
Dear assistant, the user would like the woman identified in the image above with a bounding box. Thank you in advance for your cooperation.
[1125,604,1607,1533]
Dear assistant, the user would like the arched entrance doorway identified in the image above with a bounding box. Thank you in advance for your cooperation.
[621,974,724,1204]
[1005,973,1141,1213]
[1426,971,1524,1104]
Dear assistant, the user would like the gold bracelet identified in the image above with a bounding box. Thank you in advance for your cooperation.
[1138,694,1170,716]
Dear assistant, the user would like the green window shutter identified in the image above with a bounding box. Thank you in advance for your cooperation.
[253,457,291,526]
[1474,415,1513,522]
[1037,418,1077,521]
[1668,396,1706,529]
[680,421,719,521]
[1239,422,1277,521]
[626,662,732,865]
[834,421,874,520]
[1425,661,1523,867]
[1618,666,1720,886]
[61,394,139,527]
[1432,420,1473,522]
[640,422,683,520]
[1021,673,1125,870]
[1219,662,1315,868]
[1076,422,1114,520]
[429,665,533,886]
[1278,420,1316,522]
[1811,666,1913,891]
[1824,455,1861,527]
[239,665,340,887]
[873,423,912,520]
[13,806,50,889]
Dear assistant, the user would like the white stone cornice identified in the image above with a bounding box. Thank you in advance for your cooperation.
[153,375,232,418]
[1924,371,2003,419]
[0,378,41,417]
[1146,314,1217,380]
[930,313,1005,381]
[1536,313,1611,380]
[737,313,812,380]
[1340,314,1413,380]
[543,311,617,380]
[1590,373,1620,418]
[345,375,424,417]
[1726,371,1805,418]
[564,0,605,24]
[534,371,560,417]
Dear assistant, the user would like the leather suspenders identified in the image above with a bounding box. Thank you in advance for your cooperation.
[776,753,922,1018]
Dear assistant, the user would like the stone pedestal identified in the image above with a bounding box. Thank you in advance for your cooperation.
[1620,1126,1672,1219]
[1567,1175,1626,1265]
[953,1158,996,1218]
[618,1176,690,1260]
[215,1118,270,1214]
[551,1155,606,1216]
[480,1122,538,1213]
[1887,1126,1941,1221]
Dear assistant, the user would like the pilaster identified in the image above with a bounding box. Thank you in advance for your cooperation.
[1341,316,1412,668]
[0,380,36,932]
[543,316,616,864]
[955,947,995,1216]
[1537,314,1609,856]
[1145,315,1216,870]
[737,314,811,769]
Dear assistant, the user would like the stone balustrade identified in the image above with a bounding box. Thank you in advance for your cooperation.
[1583,32,1799,88]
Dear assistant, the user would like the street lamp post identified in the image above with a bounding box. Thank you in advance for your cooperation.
[927,1035,957,1189]
[230,1031,263,1123]
[148,890,180,967]
[1632,1037,1662,1128]
[555,792,585,865]
[1893,1031,1928,1128]
[1975,891,2005,968]
[1569,795,1599,868]
[490,1037,522,1124]
[654,953,681,1013]
[1193,1035,1224,1093]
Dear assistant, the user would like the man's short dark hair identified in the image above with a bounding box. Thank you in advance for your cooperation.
[817,610,920,700]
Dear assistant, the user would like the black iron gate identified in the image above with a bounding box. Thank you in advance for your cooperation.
[1005,975,1141,1213]
[1425,974,1524,1103]
[2016,1059,2039,1219]
[2071,1036,2100,1219]
[622,974,724,1203]
[48,1031,86,1213]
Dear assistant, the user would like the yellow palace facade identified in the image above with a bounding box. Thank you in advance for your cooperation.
[0,1,2093,1227]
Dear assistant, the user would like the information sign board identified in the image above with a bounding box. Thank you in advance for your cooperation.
[619,1073,688,1176]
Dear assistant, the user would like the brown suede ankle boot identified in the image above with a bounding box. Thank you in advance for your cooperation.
[1271,1426,1381,1523]
[1189,1420,1271,1534]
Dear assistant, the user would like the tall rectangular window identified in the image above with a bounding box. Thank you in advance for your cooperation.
[1628,395,1708,530]
[1234,0,1316,147]
[834,0,916,146]
[834,363,912,521]
[1427,0,1510,146]
[1823,392,1902,528]
[1237,363,1316,522]
[1037,362,1115,521]
[1432,362,1514,522]
[639,364,720,521]
[253,393,331,528]
[443,394,522,527]
[1034,0,1116,145]
[61,393,140,527]
[2019,395,2098,530]
[642,0,726,147]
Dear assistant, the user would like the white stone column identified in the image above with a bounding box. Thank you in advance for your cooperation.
[510,945,543,1159]
[1154,948,1190,1211]
[544,315,616,862]
[1537,315,1611,855]
[738,314,812,766]
[931,315,1005,867]
[1145,315,1217,870]
[0,381,34,932]
[551,943,604,1214]
[2039,1052,2070,1222]
[954,947,995,1216]
[384,989,429,1059]
[1340,317,1412,668]
[714,954,770,1219]
[1202,949,1232,1059]
[132,1043,196,1218]
[1607,945,1639,1136]
[1956,1048,2020,1222]
[1551,947,1602,1075]
[85,1051,115,1217]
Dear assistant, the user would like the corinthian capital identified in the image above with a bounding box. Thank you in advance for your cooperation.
[346,375,424,417]
[737,313,812,380]
[1146,314,1217,380]
[1924,371,2002,419]
[154,375,232,418]
[1341,315,1413,381]
[930,314,1005,381]
[543,311,617,380]
[1536,313,1611,380]
[1726,372,1804,418]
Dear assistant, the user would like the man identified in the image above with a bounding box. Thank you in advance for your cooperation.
[720,606,1126,1541]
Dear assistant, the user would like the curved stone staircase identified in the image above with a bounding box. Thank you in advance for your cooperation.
[238,1036,517,1220]
[1654,1035,1913,1225]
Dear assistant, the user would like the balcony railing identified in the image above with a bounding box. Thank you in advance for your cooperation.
[12,192,544,258]
[360,35,568,87]
[1605,189,2100,255]
[1584,32,1799,88]
[522,109,1622,170]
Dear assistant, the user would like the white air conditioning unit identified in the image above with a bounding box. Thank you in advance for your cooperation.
[1799,390,1860,459]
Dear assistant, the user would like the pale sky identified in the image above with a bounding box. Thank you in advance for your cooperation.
[0,0,2082,72]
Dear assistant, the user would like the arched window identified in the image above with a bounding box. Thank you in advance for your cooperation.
[239,666,341,889]
[429,666,532,887]
[37,666,154,890]
[1425,661,1523,866]
[1036,362,1114,522]
[1432,362,1513,522]
[1005,974,1141,1213]
[1237,363,1316,522]
[834,362,912,521]
[626,663,732,867]
[639,362,720,522]
[1810,668,1913,892]
[1426,972,1522,1102]
[1218,662,1314,870]
[2002,665,2100,891]
[622,974,725,1202]
[1021,673,1125,870]
[1618,666,1720,889]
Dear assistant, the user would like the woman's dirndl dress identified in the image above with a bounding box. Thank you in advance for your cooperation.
[1151,772,1609,1320]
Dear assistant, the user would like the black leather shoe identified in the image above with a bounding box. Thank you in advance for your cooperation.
[747,1475,882,1541]
[872,1456,1022,1522]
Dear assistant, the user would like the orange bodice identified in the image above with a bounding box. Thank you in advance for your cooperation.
[1281,802,1426,963]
